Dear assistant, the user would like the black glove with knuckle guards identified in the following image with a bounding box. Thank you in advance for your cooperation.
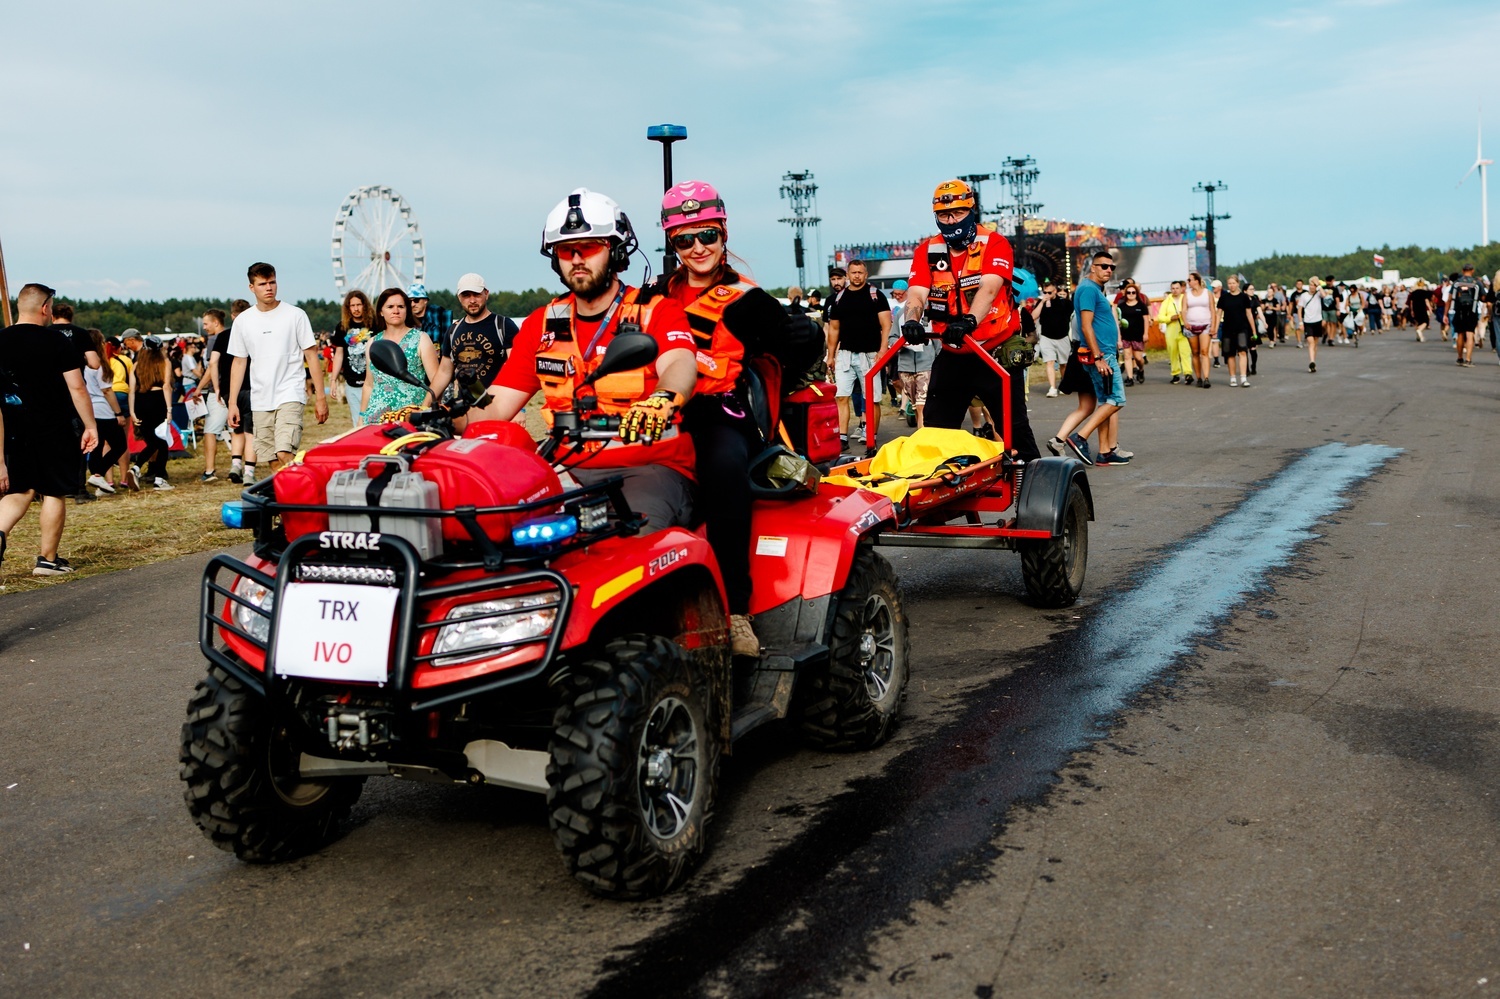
[942,313,978,347]
[900,319,929,345]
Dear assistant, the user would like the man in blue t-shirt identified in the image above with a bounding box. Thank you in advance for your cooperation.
[1062,250,1128,466]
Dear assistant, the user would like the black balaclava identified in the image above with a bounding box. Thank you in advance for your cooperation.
[937,209,978,250]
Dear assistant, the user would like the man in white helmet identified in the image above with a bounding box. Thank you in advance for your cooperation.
[471,189,699,534]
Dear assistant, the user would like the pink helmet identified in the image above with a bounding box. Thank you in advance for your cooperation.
[660,180,727,230]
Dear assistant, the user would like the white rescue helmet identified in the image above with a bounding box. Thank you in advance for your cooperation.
[540,188,638,273]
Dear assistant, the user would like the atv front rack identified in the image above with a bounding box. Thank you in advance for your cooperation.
[233,473,645,570]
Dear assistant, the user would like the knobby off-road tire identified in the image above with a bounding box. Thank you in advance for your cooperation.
[547,635,719,900]
[180,664,363,862]
[797,548,910,751]
[1019,480,1089,608]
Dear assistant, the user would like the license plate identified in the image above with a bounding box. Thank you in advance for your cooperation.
[273,582,399,683]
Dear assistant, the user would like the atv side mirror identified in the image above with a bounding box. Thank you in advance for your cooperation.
[584,331,658,386]
[369,338,427,390]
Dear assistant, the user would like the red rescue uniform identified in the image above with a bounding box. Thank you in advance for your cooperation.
[493,287,697,480]
[907,224,1019,351]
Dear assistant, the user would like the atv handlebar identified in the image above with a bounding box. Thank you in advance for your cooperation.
[865,334,1012,454]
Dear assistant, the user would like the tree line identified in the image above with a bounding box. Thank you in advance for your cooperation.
[3,288,559,338]
[1226,242,1500,288]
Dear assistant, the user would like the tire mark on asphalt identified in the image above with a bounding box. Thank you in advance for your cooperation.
[586,443,1401,999]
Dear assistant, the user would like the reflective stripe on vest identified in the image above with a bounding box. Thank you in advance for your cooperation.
[681,279,754,395]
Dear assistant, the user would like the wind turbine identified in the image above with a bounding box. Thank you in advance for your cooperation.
[1459,107,1492,245]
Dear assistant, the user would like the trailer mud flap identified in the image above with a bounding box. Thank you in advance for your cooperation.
[1014,456,1093,536]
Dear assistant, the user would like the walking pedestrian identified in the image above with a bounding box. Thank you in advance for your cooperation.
[227,262,329,472]
[1156,279,1192,384]
[1117,281,1149,385]
[83,329,127,495]
[1032,280,1074,395]
[129,337,175,489]
[0,284,99,575]
[1450,264,1481,366]
[1183,272,1216,388]
[329,290,374,426]
[1217,275,1255,387]
[825,259,891,449]
[1299,276,1326,373]
[429,273,519,408]
[1060,251,1128,465]
[362,288,438,422]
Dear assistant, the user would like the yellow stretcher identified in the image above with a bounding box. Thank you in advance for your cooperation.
[824,427,1008,513]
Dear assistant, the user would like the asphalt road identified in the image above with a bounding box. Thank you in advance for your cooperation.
[3,331,1498,998]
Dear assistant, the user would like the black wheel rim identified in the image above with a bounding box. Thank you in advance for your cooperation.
[637,696,700,840]
[858,594,899,706]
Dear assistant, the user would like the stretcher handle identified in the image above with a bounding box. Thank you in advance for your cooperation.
[862,334,1013,454]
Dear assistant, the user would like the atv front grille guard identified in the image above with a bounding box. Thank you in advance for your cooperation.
[200,532,575,712]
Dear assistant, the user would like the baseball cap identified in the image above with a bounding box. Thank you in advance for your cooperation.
[407,282,429,299]
[122,327,142,339]
[456,273,486,294]
[892,279,909,291]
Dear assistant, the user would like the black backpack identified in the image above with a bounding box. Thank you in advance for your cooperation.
[1453,279,1480,314]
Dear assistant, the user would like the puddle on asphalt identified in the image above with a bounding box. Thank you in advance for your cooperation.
[586,443,1401,999]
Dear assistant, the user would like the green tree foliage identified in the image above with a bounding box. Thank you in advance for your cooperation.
[7,287,561,336]
[1227,243,1500,287]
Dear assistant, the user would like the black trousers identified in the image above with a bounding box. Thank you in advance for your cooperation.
[922,350,1041,461]
[89,417,127,475]
[683,395,759,615]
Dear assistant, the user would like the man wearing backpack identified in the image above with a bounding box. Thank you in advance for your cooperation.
[1451,264,1482,366]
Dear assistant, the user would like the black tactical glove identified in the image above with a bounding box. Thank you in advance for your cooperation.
[942,313,978,347]
[901,319,929,345]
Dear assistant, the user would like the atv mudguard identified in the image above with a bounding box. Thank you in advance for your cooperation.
[747,483,899,616]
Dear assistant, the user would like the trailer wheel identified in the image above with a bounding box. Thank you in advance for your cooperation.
[1020,479,1089,607]
[797,548,910,751]
[547,635,719,900]
[179,664,363,862]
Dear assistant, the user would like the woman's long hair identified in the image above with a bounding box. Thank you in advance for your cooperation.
[135,344,168,391]
[373,288,412,333]
[341,289,374,331]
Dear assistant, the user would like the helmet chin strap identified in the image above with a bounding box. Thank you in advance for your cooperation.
[937,213,978,250]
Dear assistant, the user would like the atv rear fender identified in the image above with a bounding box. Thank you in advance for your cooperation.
[747,484,900,616]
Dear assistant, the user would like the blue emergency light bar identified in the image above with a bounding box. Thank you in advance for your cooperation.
[647,124,687,140]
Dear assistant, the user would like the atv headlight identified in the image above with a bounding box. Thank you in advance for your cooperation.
[432,591,558,666]
[231,575,275,644]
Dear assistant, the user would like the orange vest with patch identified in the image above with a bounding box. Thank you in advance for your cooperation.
[533,288,680,449]
[920,224,1015,349]
[680,279,753,394]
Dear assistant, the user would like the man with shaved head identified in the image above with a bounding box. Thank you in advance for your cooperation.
[0,283,99,575]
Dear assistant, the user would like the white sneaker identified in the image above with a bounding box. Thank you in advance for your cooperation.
[1045,388,1059,398]
[1240,378,1251,387]
[86,473,116,494]
[153,477,175,490]
[1229,376,1239,386]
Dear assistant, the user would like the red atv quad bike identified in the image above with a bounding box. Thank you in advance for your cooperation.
[181,333,908,899]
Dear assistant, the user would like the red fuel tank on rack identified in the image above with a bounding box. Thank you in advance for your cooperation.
[412,436,562,544]
[274,425,399,540]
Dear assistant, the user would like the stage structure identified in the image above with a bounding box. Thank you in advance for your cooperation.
[833,219,1208,297]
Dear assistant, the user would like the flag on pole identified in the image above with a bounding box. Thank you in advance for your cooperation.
[1373,253,1386,266]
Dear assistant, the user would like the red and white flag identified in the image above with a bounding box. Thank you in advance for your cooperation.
[1373,253,1386,266]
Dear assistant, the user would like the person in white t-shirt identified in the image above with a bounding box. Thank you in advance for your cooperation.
[227,262,328,470]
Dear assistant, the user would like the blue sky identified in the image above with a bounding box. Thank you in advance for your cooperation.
[2,0,1494,302]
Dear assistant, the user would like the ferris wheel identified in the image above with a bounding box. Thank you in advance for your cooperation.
[331,184,425,298]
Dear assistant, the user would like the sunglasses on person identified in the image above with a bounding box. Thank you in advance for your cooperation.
[555,238,611,260]
[1095,262,1117,271]
[669,229,723,250]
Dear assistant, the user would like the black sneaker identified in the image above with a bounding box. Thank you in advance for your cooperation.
[1309,361,1316,373]
[1065,433,1094,466]
[228,468,243,484]
[1184,375,1195,386]
[34,556,75,577]
[1170,375,1181,384]
[839,434,849,449]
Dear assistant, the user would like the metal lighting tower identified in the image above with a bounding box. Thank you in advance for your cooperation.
[647,123,688,275]
[778,171,821,290]
[958,172,997,221]
[998,155,1043,264]
[1192,181,1230,277]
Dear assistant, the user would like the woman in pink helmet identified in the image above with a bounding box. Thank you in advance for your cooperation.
[651,180,817,658]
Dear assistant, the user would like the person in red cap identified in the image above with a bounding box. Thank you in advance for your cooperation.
[899,180,1040,461]
[644,179,818,658]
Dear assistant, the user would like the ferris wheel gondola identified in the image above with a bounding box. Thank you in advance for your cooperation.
[331,185,425,298]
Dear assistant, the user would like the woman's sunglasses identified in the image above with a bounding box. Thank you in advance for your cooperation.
[670,229,723,250]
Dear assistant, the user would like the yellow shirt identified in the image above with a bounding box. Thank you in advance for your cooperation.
[109,355,133,394]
